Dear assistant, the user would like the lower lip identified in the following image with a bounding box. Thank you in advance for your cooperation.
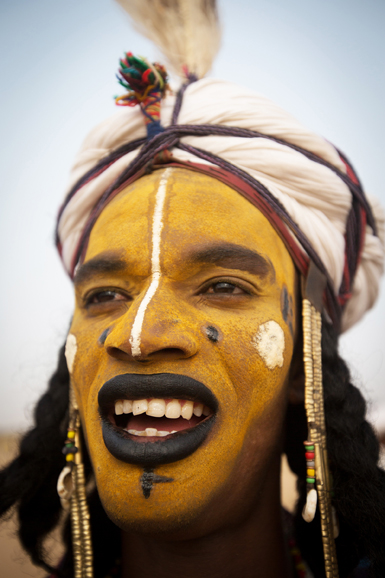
[101,416,216,466]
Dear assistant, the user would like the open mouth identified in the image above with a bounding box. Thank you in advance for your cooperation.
[113,398,211,438]
[98,374,218,466]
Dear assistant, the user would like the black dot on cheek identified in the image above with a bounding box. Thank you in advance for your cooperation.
[98,328,110,345]
[281,286,289,323]
[206,326,219,343]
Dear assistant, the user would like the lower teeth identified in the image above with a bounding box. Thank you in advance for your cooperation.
[127,428,178,437]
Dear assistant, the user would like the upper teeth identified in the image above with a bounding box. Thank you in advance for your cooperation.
[114,398,211,419]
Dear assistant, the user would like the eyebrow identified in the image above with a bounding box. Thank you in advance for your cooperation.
[187,242,275,280]
[74,253,127,286]
[73,244,275,285]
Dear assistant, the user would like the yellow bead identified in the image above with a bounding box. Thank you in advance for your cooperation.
[67,431,75,439]
[307,468,315,477]
[66,454,74,462]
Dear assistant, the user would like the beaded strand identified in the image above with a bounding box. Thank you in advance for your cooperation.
[62,427,79,462]
[304,440,315,489]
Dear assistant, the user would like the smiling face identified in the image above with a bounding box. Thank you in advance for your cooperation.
[68,167,297,537]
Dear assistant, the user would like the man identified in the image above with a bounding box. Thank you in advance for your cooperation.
[1,2,385,577]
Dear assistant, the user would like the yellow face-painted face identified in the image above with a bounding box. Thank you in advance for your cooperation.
[69,167,297,537]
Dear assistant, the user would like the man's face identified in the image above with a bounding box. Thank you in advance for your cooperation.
[68,167,297,537]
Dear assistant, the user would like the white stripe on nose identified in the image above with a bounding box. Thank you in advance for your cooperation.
[129,168,171,357]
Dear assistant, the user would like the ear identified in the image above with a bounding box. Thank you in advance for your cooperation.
[288,332,304,404]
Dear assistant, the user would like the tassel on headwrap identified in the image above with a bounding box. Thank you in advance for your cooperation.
[115,52,169,139]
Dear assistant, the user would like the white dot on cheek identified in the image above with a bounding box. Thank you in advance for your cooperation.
[65,334,77,374]
[251,321,285,370]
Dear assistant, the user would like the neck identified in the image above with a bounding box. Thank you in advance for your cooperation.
[121,462,293,578]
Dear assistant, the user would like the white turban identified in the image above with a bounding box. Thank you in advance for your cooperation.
[57,78,384,332]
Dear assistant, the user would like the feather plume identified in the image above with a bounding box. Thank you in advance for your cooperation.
[115,0,221,79]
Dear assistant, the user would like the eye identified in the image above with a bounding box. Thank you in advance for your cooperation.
[86,290,129,306]
[205,281,247,295]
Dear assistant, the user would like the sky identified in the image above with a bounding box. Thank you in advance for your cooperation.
[0,0,384,432]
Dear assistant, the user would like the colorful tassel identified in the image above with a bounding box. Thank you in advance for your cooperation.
[115,52,169,139]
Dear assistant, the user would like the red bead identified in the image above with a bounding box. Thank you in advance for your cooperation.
[305,451,315,459]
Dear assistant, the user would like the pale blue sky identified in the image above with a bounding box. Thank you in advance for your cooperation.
[0,0,384,431]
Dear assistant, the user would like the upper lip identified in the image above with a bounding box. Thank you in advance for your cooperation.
[98,373,219,413]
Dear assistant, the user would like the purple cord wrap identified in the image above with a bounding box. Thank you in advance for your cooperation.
[171,74,198,125]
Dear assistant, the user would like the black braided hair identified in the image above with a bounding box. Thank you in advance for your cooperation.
[1,321,385,577]
[285,318,385,578]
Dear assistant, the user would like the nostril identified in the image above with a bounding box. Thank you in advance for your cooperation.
[146,348,189,360]
[106,345,188,362]
[134,348,189,362]
[106,346,130,360]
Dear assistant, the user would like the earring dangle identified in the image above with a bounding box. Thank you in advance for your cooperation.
[57,387,94,578]
[302,439,317,522]
[302,296,339,578]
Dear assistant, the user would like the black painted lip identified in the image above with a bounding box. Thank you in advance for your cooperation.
[98,373,218,466]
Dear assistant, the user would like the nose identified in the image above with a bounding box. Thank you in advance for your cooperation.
[104,282,199,363]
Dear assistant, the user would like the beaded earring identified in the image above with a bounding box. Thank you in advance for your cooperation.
[57,387,94,578]
[302,291,339,578]
[57,427,76,511]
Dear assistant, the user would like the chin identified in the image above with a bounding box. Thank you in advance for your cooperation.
[96,467,224,538]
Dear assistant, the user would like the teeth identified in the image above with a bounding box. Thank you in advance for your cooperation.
[165,399,181,419]
[145,428,158,437]
[193,402,203,417]
[114,398,212,419]
[127,428,177,437]
[133,399,148,415]
[181,400,193,420]
[123,399,133,414]
[147,398,166,417]
[115,400,124,415]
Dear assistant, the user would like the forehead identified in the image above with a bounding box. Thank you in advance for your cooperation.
[85,167,294,281]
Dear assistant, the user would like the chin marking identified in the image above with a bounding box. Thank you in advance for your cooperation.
[140,468,174,499]
[65,334,77,374]
[252,320,285,370]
